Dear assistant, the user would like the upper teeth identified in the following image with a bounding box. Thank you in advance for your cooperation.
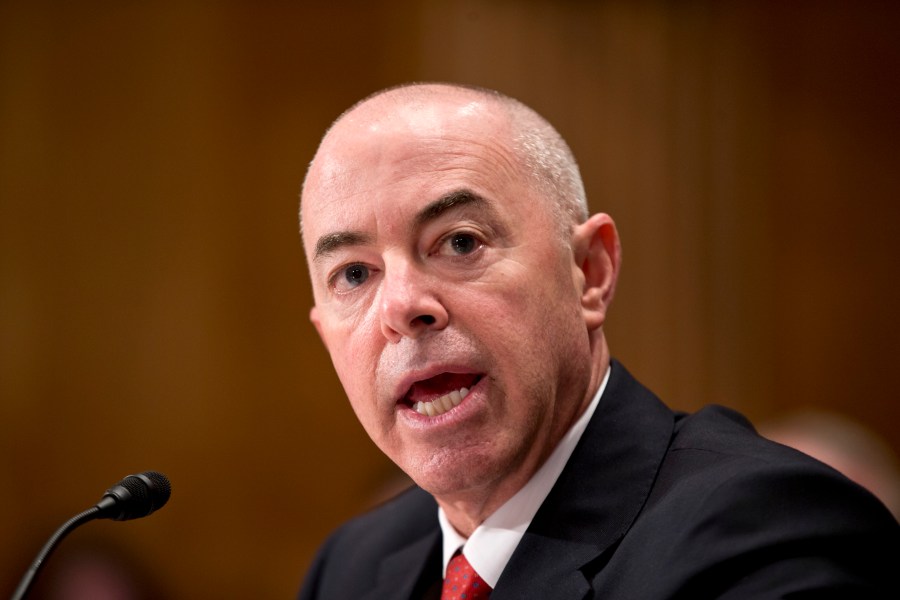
[414,387,469,417]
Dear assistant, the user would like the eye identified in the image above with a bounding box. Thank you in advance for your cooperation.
[445,232,480,255]
[332,263,370,291]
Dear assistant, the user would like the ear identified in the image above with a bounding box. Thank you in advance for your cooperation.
[572,213,621,331]
[309,306,328,349]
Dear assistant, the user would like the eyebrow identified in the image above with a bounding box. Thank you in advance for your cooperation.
[313,231,373,262]
[414,189,487,228]
[312,189,488,262]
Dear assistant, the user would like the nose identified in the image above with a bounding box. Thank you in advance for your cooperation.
[378,262,448,343]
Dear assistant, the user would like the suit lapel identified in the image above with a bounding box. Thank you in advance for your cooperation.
[493,361,675,598]
[361,526,442,600]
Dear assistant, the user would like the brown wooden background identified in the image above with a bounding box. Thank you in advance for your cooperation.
[2,1,898,598]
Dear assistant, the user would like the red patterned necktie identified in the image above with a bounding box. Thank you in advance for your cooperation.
[441,551,492,599]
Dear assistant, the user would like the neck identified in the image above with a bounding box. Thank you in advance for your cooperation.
[437,336,611,537]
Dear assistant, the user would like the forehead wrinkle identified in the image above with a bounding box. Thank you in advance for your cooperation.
[426,134,527,196]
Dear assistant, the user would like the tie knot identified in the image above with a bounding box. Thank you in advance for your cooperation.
[441,552,492,599]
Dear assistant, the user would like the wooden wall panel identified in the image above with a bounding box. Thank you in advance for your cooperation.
[1,1,897,598]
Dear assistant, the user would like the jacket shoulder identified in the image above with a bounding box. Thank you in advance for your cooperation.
[620,405,900,596]
[299,486,439,600]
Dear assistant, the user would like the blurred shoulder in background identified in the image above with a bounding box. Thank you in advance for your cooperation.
[761,409,900,520]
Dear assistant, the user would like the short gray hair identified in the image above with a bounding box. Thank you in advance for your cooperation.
[498,95,589,232]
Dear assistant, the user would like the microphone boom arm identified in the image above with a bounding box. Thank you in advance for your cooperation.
[11,506,101,600]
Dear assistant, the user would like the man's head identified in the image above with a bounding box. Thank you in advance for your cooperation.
[300,83,620,529]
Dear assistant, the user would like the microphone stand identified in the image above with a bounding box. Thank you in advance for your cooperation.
[11,506,100,600]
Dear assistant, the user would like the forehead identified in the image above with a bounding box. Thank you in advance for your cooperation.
[301,93,528,243]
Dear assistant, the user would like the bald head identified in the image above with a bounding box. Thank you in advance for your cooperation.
[300,83,587,244]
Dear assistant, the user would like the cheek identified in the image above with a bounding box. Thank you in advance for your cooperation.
[332,348,385,443]
[463,287,553,377]
[334,346,377,399]
[320,313,382,402]
[483,256,577,332]
[474,259,584,373]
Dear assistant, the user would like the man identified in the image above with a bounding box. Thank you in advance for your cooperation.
[298,83,899,599]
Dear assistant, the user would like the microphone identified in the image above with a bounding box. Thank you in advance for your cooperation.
[96,471,172,521]
[11,471,171,600]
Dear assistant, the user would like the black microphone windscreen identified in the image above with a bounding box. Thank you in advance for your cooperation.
[97,471,172,521]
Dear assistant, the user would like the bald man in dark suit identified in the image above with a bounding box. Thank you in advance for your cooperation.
[297,83,899,599]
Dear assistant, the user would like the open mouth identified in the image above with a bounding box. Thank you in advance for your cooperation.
[402,372,483,417]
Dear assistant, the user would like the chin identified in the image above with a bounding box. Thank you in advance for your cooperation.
[402,447,510,498]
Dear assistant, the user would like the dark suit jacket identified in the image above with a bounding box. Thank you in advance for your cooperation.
[299,361,900,599]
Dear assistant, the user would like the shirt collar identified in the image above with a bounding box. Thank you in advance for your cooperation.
[438,365,612,587]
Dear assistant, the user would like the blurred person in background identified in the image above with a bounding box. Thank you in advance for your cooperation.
[18,536,166,600]
[762,409,900,520]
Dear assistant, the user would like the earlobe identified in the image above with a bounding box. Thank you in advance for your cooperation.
[573,213,621,331]
[310,306,327,348]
